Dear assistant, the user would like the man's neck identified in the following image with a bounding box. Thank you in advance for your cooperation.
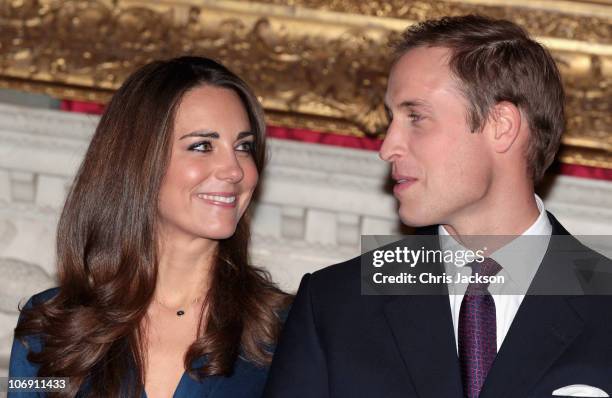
[442,191,540,237]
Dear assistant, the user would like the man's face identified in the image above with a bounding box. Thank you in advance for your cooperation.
[380,46,493,227]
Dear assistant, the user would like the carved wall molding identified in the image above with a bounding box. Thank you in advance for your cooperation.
[0,103,98,139]
[0,220,17,252]
[0,257,53,314]
[0,0,610,167]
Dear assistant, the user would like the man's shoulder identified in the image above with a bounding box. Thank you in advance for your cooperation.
[543,212,612,294]
[308,255,362,294]
[547,211,612,265]
[294,254,390,326]
[304,229,439,298]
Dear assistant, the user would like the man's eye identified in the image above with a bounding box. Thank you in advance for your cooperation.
[188,141,212,152]
[236,141,254,153]
[409,112,423,122]
[385,110,393,124]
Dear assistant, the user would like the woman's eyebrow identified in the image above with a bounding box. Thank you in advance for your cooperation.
[179,130,219,140]
[237,131,255,139]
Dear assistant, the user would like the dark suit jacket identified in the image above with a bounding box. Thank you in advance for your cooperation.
[264,213,612,398]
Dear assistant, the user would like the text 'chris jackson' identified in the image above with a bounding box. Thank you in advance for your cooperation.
[372,272,505,285]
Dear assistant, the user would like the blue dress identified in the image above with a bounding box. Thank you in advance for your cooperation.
[9,288,270,397]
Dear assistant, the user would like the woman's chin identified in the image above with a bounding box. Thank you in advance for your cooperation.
[194,227,238,241]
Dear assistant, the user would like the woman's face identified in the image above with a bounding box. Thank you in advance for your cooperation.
[158,85,259,242]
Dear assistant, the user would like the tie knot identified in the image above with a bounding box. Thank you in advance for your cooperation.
[466,258,502,294]
[469,257,502,277]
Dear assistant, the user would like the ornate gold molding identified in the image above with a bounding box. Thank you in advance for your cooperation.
[0,0,610,168]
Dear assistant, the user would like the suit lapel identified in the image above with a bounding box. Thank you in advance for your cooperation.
[382,240,463,398]
[480,212,585,397]
[383,293,463,398]
[480,295,584,398]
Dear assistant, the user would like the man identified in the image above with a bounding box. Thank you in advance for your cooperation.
[264,15,612,398]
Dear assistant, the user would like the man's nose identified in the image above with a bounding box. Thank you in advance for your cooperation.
[379,122,404,162]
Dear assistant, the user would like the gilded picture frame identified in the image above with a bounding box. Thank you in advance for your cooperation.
[0,0,610,168]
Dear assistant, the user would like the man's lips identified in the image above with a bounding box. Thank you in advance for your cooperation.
[392,175,418,195]
[196,192,237,208]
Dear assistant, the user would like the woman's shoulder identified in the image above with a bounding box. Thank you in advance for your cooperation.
[277,303,292,324]
[206,357,270,398]
[22,287,60,309]
[9,287,60,379]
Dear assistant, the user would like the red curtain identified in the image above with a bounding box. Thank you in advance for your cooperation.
[60,100,106,114]
[60,100,611,181]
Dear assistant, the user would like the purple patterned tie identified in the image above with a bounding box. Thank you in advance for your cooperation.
[459,258,502,398]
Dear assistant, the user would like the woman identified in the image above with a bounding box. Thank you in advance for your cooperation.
[9,56,290,397]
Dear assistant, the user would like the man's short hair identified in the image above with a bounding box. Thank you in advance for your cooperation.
[394,15,565,183]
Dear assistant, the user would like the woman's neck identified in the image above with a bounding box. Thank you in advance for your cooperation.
[154,237,217,308]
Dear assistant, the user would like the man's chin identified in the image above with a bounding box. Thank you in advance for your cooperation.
[399,209,439,228]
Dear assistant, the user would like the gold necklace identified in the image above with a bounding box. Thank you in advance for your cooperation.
[154,296,202,317]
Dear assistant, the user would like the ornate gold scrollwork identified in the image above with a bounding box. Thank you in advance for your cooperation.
[0,0,610,167]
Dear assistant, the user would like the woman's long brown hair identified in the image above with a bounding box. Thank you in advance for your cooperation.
[15,57,290,397]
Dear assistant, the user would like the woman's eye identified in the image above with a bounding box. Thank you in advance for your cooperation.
[189,141,212,152]
[236,141,254,153]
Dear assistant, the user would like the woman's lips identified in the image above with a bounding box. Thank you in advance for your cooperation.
[196,193,237,208]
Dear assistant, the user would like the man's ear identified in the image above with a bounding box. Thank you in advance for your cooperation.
[488,101,522,153]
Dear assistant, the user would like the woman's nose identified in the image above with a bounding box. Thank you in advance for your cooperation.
[215,152,244,183]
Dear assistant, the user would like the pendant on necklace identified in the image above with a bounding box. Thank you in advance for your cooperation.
[176,310,185,317]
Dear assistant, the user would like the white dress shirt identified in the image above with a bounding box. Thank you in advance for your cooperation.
[439,194,552,353]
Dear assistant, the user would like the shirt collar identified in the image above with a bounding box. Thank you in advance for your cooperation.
[439,194,552,294]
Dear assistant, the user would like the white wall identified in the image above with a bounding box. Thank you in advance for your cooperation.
[1,103,611,377]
